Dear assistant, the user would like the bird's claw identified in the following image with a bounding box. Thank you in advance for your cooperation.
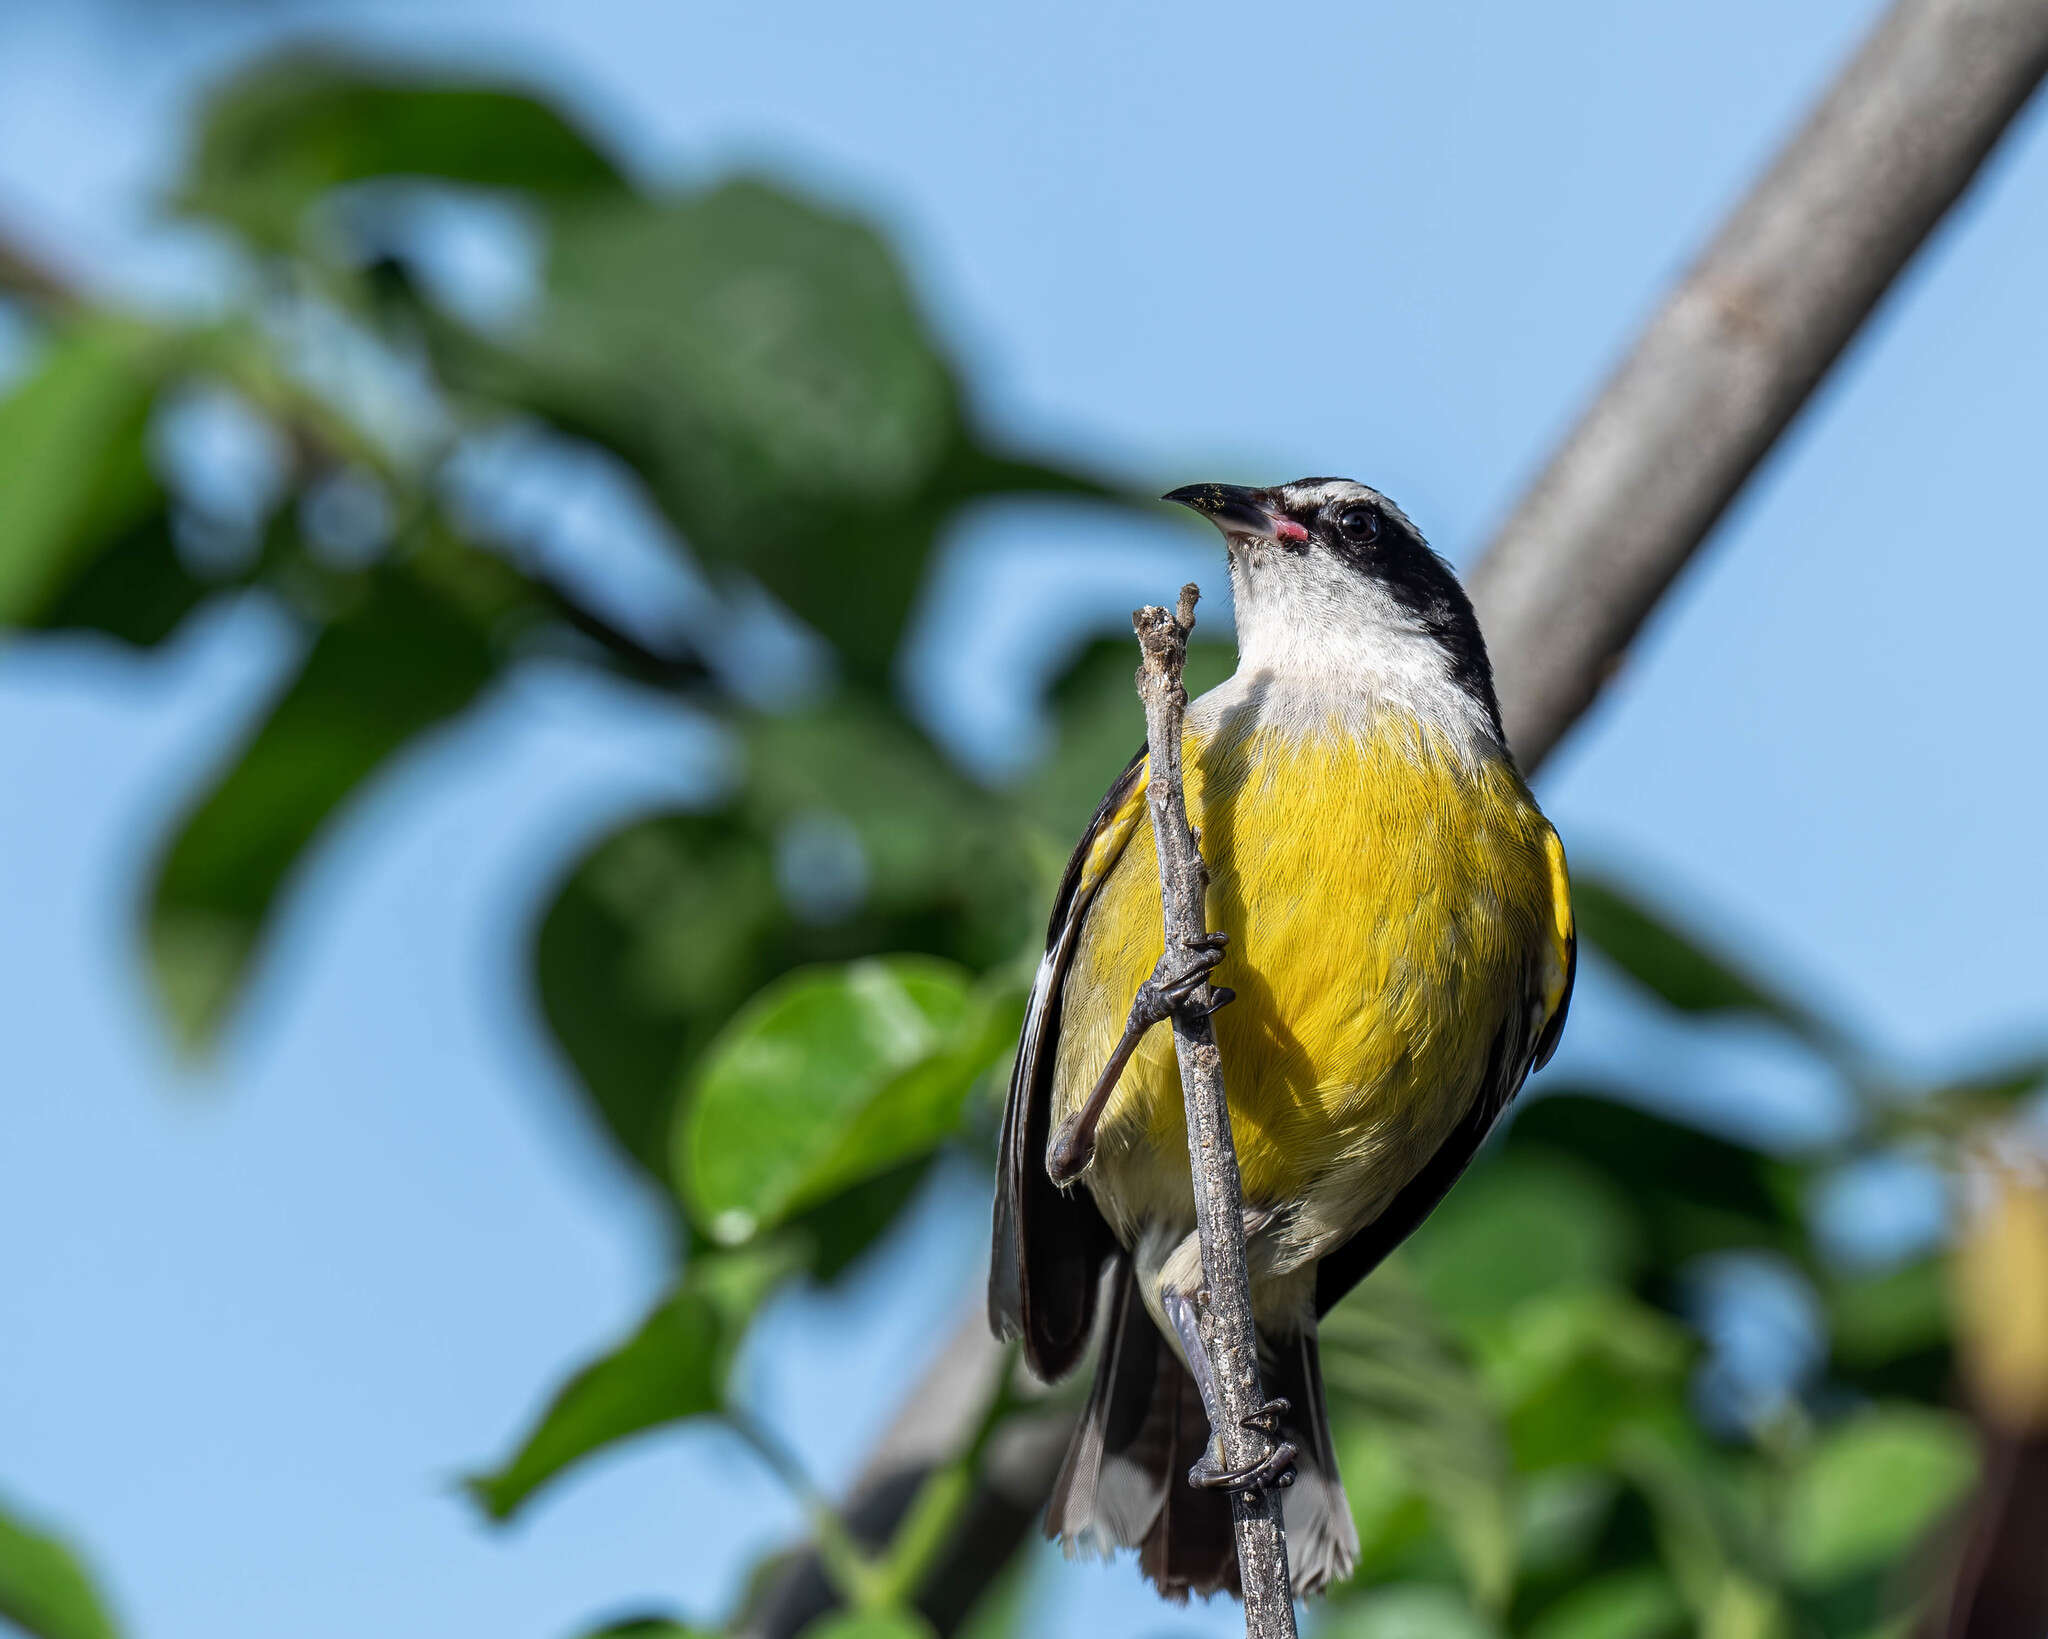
[1048,935,1233,1186]
[1240,1397,1290,1438]
[1188,1398,1296,1492]
[1137,932,1234,1024]
[1189,1437,1298,1494]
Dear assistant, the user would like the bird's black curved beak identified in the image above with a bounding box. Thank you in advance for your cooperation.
[1162,483,1303,545]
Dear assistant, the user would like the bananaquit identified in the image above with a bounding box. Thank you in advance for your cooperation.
[991,479,1575,1599]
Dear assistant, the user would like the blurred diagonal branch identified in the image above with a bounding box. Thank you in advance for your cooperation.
[0,224,710,701]
[1936,1152,2048,1639]
[0,217,80,311]
[527,569,713,691]
[1469,0,2048,769]
[742,0,2048,1631]
[1937,1432,2048,1639]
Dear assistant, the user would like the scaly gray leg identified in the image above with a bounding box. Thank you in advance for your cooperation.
[1046,933,1233,1186]
[1163,1288,1296,1494]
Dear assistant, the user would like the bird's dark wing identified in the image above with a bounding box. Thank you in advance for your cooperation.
[989,748,1147,1381]
[1315,828,1576,1316]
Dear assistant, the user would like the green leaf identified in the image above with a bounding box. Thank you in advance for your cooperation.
[1514,1469,1620,1580]
[796,1610,937,1639]
[535,809,777,1190]
[781,975,1025,1216]
[1572,874,1849,1060]
[741,701,1031,938]
[1527,1568,1686,1639]
[147,555,499,1049]
[549,183,952,502]
[533,706,1032,1229]
[782,1160,937,1284]
[1321,1432,1436,1583]
[1318,1583,1499,1639]
[572,1617,715,1639]
[1822,1257,1951,1385]
[949,1543,1034,1639]
[1322,1269,1518,1609]
[0,316,174,628]
[32,508,210,647]
[1480,1289,1692,1472]
[466,1243,797,1521]
[1921,1052,2048,1132]
[1938,1053,2048,1104]
[1612,1427,1785,1639]
[1501,1095,1808,1271]
[177,49,628,251]
[680,956,1006,1241]
[486,182,954,673]
[1405,1152,1646,1328]
[0,1495,121,1639]
[1778,1406,1977,1588]
[441,183,1117,678]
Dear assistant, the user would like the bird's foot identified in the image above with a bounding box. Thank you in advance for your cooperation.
[1046,1111,1092,1185]
[1187,1399,1296,1493]
[1046,935,1233,1187]
[1137,932,1234,1025]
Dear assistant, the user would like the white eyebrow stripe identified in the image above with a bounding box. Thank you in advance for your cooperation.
[1274,479,1369,512]
[1271,479,1427,547]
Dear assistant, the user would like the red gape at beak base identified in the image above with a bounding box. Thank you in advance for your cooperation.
[1271,516,1310,542]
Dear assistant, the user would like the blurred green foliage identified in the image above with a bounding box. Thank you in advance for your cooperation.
[0,1498,121,1639]
[679,956,1026,1244]
[468,1240,803,1522]
[2,43,2043,1639]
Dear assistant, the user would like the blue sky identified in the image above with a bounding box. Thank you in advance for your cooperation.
[2,2,2045,1637]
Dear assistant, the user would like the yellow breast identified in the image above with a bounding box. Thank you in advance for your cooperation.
[1051,713,1562,1241]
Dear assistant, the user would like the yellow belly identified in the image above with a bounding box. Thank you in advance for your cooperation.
[1051,715,1559,1251]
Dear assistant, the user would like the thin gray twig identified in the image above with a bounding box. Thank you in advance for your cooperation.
[1132,586,1298,1639]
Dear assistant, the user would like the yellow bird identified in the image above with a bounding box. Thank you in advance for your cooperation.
[989,478,1574,1600]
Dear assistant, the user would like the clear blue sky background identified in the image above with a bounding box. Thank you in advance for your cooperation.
[2,3,2045,1637]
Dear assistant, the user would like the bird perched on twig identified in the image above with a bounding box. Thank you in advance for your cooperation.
[990,479,1575,1600]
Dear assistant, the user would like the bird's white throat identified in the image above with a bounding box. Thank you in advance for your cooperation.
[1209,540,1502,763]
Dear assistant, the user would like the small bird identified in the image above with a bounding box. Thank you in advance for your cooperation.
[989,479,1574,1600]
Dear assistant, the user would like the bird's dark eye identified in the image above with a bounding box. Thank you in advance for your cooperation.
[1337,504,1380,542]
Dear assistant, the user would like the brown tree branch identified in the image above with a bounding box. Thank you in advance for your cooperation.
[732,1320,1068,1639]
[1469,0,2048,769]
[0,217,84,311]
[1934,1432,2048,1639]
[1132,586,1297,1636]
[740,0,2048,1629]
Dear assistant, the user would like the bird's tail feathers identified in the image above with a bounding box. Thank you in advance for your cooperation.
[1266,1320,1360,1596]
[1043,1260,1357,1601]
[1044,1258,1173,1556]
